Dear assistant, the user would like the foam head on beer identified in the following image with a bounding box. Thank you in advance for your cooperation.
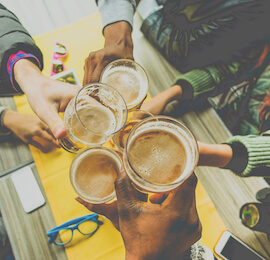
[70,146,122,204]
[123,116,198,193]
[100,59,149,109]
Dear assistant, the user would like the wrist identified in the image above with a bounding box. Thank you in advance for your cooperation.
[104,22,133,51]
[2,110,18,131]
[13,59,43,94]
[170,85,183,101]
[198,142,233,167]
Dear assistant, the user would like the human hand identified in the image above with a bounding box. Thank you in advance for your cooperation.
[83,21,134,84]
[77,170,201,260]
[3,110,60,153]
[14,59,81,139]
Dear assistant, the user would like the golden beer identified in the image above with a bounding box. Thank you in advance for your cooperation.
[123,116,198,193]
[59,83,127,153]
[70,146,122,204]
[100,59,149,110]
[113,109,153,152]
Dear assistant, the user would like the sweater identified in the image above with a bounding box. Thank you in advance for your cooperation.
[0,4,43,95]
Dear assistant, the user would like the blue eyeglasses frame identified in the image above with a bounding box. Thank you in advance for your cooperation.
[47,213,103,246]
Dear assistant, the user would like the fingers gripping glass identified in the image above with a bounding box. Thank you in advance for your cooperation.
[47,213,103,246]
[51,42,68,76]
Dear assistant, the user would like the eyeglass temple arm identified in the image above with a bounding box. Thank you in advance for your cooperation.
[47,213,99,233]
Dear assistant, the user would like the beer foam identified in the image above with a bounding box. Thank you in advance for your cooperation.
[127,123,194,185]
[71,149,121,201]
[66,104,118,145]
[101,67,148,107]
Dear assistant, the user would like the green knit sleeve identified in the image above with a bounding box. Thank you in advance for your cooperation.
[226,132,270,177]
[174,62,242,101]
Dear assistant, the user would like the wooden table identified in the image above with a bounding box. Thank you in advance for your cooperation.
[0,14,270,260]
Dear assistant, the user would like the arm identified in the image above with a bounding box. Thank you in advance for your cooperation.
[197,132,270,178]
[0,4,43,94]
[1,109,59,153]
[83,0,140,84]
[76,170,207,260]
[0,4,80,139]
[141,62,244,115]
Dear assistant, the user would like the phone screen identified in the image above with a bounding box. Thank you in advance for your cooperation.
[221,236,264,260]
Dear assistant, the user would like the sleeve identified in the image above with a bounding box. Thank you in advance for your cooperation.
[173,62,244,101]
[0,4,43,95]
[225,131,270,177]
[96,0,140,32]
[140,0,270,73]
[177,243,216,260]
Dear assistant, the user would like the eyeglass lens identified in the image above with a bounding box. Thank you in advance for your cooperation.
[78,220,98,235]
[54,220,99,245]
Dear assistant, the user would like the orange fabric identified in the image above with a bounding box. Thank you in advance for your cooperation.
[14,13,226,259]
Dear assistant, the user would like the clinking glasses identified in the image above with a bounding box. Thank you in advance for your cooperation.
[47,213,103,246]
[51,41,68,76]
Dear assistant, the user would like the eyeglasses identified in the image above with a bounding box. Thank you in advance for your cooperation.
[47,213,103,246]
[51,41,68,76]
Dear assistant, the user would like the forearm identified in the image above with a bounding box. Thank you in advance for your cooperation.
[103,21,133,55]
[141,85,182,115]
[198,142,233,168]
[13,59,44,95]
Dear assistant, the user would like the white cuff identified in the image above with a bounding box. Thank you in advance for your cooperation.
[137,0,162,20]
[98,0,135,32]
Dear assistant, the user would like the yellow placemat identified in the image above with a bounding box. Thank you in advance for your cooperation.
[14,13,226,259]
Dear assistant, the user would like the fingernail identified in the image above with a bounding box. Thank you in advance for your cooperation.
[54,126,67,139]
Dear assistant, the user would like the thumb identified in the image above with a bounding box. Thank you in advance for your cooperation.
[40,106,67,139]
[114,167,136,208]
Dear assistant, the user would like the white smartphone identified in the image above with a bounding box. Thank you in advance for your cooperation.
[11,166,45,213]
[214,231,267,260]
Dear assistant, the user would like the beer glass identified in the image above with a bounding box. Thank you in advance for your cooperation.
[113,109,153,153]
[123,116,198,193]
[59,83,127,153]
[100,59,149,110]
[70,146,122,204]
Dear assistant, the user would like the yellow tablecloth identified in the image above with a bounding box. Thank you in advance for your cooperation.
[14,13,226,260]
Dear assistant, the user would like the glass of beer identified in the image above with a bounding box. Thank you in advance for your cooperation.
[123,116,198,193]
[100,59,149,110]
[70,146,122,204]
[59,83,127,153]
[113,109,153,153]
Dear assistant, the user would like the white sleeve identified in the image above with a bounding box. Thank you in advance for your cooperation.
[97,0,136,32]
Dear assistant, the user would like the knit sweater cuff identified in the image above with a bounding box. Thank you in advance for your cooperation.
[226,134,270,177]
[174,69,215,101]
